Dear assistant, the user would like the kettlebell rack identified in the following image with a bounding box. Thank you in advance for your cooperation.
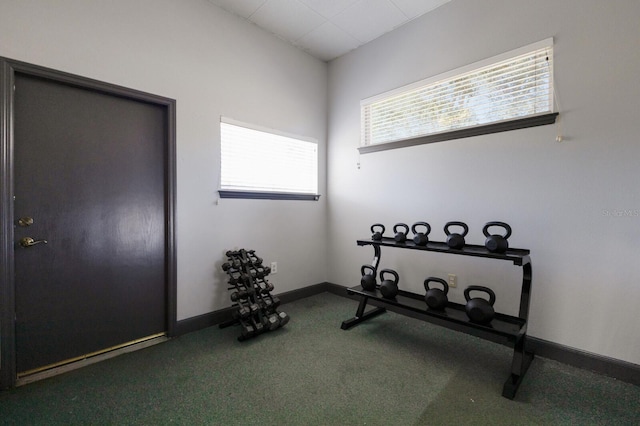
[340,237,534,399]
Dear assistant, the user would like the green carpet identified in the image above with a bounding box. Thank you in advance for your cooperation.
[1,293,638,425]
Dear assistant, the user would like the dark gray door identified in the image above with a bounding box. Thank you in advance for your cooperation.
[13,73,168,374]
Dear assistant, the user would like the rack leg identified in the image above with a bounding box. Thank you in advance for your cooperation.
[341,296,387,330]
[502,335,535,399]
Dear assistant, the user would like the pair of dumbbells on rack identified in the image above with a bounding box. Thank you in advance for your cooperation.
[229,285,280,312]
[230,290,289,339]
[227,283,262,339]
[360,266,497,324]
[222,251,271,279]
[225,279,288,339]
[371,221,512,253]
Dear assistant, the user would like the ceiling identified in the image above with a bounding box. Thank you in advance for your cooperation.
[206,0,451,62]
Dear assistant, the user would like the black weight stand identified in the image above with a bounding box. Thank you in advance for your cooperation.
[219,249,289,341]
[341,238,535,399]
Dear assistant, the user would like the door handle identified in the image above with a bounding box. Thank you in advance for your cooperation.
[19,237,48,248]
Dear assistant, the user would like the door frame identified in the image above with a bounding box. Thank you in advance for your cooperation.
[0,57,177,389]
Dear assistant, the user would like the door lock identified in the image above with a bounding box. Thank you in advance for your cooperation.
[17,217,34,227]
[19,237,48,248]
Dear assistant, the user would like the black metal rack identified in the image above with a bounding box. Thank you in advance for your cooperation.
[341,237,534,399]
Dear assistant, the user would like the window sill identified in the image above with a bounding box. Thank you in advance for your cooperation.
[358,113,559,154]
[218,190,320,201]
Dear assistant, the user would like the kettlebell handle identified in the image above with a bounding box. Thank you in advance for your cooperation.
[361,264,376,276]
[371,223,385,234]
[444,221,469,237]
[379,268,399,283]
[411,222,431,236]
[393,223,409,234]
[423,277,448,295]
[482,221,512,239]
[464,285,496,306]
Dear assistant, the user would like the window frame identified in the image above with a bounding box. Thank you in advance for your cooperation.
[218,117,320,201]
[359,38,558,154]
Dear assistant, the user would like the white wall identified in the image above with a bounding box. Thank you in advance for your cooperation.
[327,0,640,365]
[0,0,328,320]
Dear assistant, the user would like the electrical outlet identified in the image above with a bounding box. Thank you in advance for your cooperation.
[271,262,278,274]
[448,273,457,288]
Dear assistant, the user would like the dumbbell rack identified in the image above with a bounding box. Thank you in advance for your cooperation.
[219,249,289,341]
[341,237,534,399]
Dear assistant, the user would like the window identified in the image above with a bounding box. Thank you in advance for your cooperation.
[219,118,319,200]
[361,39,557,153]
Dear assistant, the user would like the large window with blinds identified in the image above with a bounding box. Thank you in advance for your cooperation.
[360,39,557,153]
[219,118,319,200]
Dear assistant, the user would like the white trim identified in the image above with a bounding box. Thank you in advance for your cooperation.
[366,111,554,147]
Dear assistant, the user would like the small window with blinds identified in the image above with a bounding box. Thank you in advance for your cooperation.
[360,39,557,153]
[219,118,319,200]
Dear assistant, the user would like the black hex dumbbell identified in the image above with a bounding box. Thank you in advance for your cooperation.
[233,292,259,317]
[256,278,274,294]
[225,250,240,258]
[235,302,251,319]
[261,294,280,311]
[276,311,290,327]
[249,313,265,334]
[264,313,281,331]
[228,271,250,286]
[238,318,255,339]
[230,289,250,302]
[247,250,263,265]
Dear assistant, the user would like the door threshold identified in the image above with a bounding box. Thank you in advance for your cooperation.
[16,333,168,386]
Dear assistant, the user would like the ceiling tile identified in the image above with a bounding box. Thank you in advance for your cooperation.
[249,0,326,42]
[297,0,360,19]
[297,22,360,61]
[332,0,407,44]
[391,0,451,19]
[206,0,266,19]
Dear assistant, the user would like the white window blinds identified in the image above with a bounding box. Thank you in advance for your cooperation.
[220,118,318,197]
[361,39,554,146]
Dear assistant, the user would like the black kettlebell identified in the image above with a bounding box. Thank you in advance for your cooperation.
[371,223,385,241]
[483,221,512,253]
[444,221,469,250]
[379,269,400,299]
[393,223,409,243]
[464,286,496,324]
[423,277,449,310]
[411,222,432,246]
[360,265,377,291]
